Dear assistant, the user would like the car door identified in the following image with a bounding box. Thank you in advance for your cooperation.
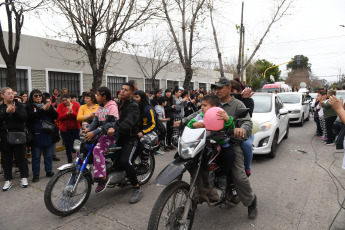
[301,95,308,119]
[275,96,286,139]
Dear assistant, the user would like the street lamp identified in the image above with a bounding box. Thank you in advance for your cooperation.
[263,56,301,80]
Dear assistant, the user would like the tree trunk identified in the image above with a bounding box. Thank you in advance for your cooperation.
[6,63,17,90]
[183,67,193,91]
[92,69,103,91]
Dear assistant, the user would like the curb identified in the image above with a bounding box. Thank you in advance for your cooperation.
[56,146,66,152]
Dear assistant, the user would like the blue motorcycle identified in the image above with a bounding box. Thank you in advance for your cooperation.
[44,116,157,216]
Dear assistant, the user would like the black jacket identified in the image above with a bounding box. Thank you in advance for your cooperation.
[0,101,28,138]
[164,96,175,119]
[232,94,254,117]
[115,99,140,140]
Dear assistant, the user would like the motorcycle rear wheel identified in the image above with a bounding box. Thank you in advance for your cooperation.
[148,181,195,230]
[136,153,155,185]
[44,168,92,216]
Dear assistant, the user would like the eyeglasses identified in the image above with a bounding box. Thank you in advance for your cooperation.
[33,94,42,98]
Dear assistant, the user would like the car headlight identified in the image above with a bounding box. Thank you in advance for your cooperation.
[73,139,81,151]
[178,140,200,159]
[290,109,300,114]
[259,122,271,132]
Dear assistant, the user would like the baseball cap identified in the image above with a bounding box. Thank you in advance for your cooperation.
[211,77,231,89]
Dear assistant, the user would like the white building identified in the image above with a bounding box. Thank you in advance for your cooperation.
[0,32,233,96]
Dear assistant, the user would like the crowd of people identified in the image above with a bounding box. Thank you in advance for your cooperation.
[0,77,258,219]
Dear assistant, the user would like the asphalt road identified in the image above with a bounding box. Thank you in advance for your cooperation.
[1,120,345,230]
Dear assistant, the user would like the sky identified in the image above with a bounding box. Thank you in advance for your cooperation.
[1,0,345,83]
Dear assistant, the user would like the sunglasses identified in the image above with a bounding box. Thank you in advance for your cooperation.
[33,94,42,98]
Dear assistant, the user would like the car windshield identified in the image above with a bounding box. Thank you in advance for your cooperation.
[278,94,300,104]
[261,88,279,93]
[252,95,272,113]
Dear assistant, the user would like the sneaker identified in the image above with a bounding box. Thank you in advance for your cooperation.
[46,172,55,177]
[325,142,335,146]
[155,150,164,155]
[136,163,149,175]
[168,145,176,150]
[32,175,39,183]
[248,194,258,219]
[129,187,143,204]
[15,167,19,174]
[95,178,109,193]
[246,169,252,177]
[164,146,170,151]
[320,137,327,140]
[3,180,13,191]
[52,155,60,161]
[20,178,29,188]
[218,175,227,190]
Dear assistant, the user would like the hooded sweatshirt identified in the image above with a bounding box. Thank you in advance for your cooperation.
[88,100,119,135]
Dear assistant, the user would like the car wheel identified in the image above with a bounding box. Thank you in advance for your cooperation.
[283,122,289,139]
[267,131,278,158]
[299,114,304,126]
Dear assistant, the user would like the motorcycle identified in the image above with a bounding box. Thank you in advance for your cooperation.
[44,115,157,216]
[148,108,250,230]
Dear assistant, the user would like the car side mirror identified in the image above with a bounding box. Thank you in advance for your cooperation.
[279,108,288,115]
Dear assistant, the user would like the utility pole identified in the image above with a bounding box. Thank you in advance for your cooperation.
[241,27,245,82]
[236,2,244,80]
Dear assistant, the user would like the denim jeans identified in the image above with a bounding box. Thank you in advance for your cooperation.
[32,144,54,175]
[61,129,80,161]
[242,135,254,171]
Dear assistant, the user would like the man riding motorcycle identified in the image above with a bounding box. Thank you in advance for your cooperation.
[182,77,258,219]
[107,82,143,204]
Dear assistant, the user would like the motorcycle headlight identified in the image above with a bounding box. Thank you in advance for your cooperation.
[73,139,81,151]
[178,140,200,159]
[291,109,300,114]
[259,122,271,132]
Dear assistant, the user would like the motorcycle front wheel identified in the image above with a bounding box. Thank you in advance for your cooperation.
[44,168,92,216]
[148,181,195,230]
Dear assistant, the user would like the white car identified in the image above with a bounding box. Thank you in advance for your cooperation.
[252,93,289,158]
[278,92,310,126]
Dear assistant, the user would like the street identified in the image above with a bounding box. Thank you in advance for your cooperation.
[1,120,345,230]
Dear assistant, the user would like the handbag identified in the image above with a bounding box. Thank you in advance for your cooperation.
[40,119,55,135]
[3,121,29,145]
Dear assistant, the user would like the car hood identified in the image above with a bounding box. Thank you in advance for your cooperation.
[283,103,302,111]
[252,112,274,124]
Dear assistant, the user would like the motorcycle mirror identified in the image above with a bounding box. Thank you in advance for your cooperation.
[235,108,250,119]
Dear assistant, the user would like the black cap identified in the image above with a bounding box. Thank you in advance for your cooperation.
[211,77,231,89]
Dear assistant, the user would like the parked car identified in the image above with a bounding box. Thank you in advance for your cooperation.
[278,92,310,126]
[252,93,289,158]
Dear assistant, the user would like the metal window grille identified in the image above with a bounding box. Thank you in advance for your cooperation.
[145,79,160,91]
[0,68,28,93]
[107,75,126,97]
[199,83,207,91]
[48,71,80,96]
[189,82,194,90]
[167,80,179,90]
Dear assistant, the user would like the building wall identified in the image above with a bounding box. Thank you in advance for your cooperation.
[31,70,46,92]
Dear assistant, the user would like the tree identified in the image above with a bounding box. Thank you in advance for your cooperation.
[0,0,42,89]
[285,55,312,91]
[52,0,155,91]
[161,0,207,91]
[129,34,176,90]
[286,54,311,71]
[246,59,281,90]
[238,0,293,78]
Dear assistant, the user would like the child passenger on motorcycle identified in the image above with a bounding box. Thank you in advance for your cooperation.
[84,87,119,193]
[187,94,235,189]
[133,90,159,174]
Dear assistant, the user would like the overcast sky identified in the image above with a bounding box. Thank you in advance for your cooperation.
[1,0,344,83]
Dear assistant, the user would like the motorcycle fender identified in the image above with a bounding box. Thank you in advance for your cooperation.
[154,159,194,186]
[57,163,75,171]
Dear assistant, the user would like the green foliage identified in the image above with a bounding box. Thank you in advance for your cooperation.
[286,55,311,72]
[246,59,281,90]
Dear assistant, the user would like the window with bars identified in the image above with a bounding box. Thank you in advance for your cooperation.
[0,68,28,93]
[167,80,179,90]
[199,83,207,91]
[189,82,194,90]
[107,75,126,97]
[48,71,80,96]
[145,79,160,91]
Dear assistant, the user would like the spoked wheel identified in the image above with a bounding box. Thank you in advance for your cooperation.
[135,153,155,185]
[148,181,195,230]
[44,167,92,216]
